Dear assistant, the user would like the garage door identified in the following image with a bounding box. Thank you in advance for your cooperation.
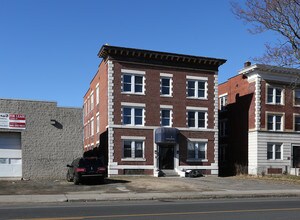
[0,133,22,178]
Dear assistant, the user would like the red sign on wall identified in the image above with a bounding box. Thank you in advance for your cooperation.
[0,113,26,129]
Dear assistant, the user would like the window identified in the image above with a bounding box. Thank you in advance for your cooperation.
[219,95,228,111]
[87,98,90,113]
[122,74,144,94]
[90,93,94,110]
[96,115,100,133]
[0,158,8,164]
[295,89,300,106]
[187,142,207,160]
[123,140,144,159]
[267,86,283,104]
[187,111,206,128]
[122,107,144,126]
[161,109,172,127]
[267,114,283,131]
[161,77,172,96]
[187,80,207,99]
[267,143,282,160]
[219,120,228,137]
[96,86,99,105]
[90,118,94,136]
[295,115,300,131]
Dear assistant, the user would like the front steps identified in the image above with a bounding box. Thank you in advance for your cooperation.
[160,169,179,177]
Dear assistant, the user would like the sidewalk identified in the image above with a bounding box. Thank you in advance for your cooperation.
[1,189,300,203]
[0,176,300,203]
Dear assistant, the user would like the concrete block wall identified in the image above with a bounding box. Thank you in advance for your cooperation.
[0,98,83,180]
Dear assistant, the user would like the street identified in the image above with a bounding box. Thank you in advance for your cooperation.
[1,198,300,220]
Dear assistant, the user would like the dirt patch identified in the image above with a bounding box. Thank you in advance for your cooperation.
[0,175,299,195]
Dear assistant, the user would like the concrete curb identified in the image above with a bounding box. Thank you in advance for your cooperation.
[1,190,300,204]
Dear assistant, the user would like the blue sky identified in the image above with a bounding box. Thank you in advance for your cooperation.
[0,0,277,107]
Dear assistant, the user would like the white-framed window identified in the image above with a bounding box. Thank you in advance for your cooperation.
[294,88,300,106]
[160,109,172,127]
[90,118,94,136]
[267,114,283,131]
[96,114,100,133]
[219,119,228,137]
[186,77,207,99]
[187,110,207,128]
[0,158,21,164]
[294,114,300,132]
[160,76,172,96]
[87,98,90,113]
[267,143,282,160]
[187,141,207,161]
[122,107,144,126]
[123,140,144,159]
[219,94,228,111]
[267,86,283,104]
[96,85,99,105]
[90,92,94,110]
[122,70,145,94]
[86,122,90,138]
[0,158,9,164]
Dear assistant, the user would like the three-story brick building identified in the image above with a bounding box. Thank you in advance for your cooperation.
[84,45,226,176]
[219,62,300,176]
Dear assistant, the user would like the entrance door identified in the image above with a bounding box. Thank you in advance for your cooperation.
[293,146,300,168]
[159,145,174,170]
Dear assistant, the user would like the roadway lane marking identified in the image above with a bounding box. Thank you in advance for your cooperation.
[13,207,300,220]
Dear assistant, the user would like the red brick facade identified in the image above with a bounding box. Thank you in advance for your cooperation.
[84,45,226,176]
[219,63,300,176]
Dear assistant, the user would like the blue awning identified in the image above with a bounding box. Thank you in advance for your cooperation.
[155,127,179,144]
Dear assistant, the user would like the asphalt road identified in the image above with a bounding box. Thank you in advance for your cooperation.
[1,198,300,220]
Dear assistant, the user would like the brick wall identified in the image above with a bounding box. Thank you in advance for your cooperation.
[260,80,299,131]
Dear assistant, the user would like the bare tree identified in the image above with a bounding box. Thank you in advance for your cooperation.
[231,0,300,68]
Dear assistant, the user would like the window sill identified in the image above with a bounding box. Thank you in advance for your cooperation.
[187,127,207,130]
[187,97,208,100]
[122,92,145,96]
[266,103,284,105]
[160,95,173,98]
[122,124,144,127]
[121,158,146,162]
[187,159,208,162]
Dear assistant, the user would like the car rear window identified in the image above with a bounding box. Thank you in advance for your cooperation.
[79,158,104,167]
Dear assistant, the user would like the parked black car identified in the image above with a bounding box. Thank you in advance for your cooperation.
[66,157,107,185]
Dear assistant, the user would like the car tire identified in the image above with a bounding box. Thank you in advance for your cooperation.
[98,177,105,184]
[73,174,80,185]
[66,171,73,182]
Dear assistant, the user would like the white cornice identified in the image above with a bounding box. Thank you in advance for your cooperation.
[240,64,300,83]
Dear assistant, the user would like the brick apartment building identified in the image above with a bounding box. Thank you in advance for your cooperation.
[219,62,300,176]
[84,45,226,176]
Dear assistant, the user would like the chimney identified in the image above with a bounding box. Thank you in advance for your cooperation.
[244,61,251,67]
